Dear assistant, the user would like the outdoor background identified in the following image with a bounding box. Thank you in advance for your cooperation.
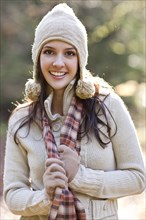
[0,0,145,219]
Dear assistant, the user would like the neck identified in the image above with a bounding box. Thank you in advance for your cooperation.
[51,91,64,115]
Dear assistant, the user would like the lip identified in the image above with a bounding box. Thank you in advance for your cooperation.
[49,71,67,79]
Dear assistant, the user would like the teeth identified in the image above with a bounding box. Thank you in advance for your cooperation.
[51,71,65,76]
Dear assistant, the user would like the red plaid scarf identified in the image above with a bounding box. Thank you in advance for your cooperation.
[43,96,86,220]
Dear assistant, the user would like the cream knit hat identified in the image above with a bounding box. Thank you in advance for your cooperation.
[25,3,97,101]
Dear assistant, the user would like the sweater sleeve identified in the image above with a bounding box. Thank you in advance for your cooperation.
[3,111,51,216]
[69,92,145,199]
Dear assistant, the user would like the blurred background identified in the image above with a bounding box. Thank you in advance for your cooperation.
[0,0,145,219]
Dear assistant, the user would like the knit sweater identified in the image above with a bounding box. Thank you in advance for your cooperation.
[3,81,145,220]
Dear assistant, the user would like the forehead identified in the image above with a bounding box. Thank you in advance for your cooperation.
[42,40,76,50]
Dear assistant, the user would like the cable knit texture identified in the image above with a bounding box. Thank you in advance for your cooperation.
[25,3,100,101]
[32,3,88,78]
[3,84,145,220]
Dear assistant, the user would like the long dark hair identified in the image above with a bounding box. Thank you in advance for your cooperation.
[80,95,117,146]
[12,65,117,147]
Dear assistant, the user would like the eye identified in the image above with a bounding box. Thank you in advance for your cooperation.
[43,49,54,55]
[65,51,76,57]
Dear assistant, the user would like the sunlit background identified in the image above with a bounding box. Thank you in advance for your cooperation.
[0,0,145,219]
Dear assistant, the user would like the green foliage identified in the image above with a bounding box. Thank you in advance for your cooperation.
[0,0,145,120]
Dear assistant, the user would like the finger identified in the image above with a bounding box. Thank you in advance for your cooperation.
[55,179,67,188]
[58,145,76,154]
[44,170,68,185]
[52,171,68,183]
[44,172,68,193]
[58,145,66,153]
[44,169,67,181]
[45,158,64,168]
[45,174,68,192]
[58,145,75,153]
[46,163,66,174]
[45,179,66,199]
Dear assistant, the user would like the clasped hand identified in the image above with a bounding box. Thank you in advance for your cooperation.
[43,145,80,201]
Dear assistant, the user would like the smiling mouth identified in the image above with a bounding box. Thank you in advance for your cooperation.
[50,71,67,77]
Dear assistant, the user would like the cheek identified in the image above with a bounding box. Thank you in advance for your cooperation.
[40,55,50,70]
[71,58,78,73]
[40,55,44,70]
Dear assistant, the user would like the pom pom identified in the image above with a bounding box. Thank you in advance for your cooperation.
[76,69,100,99]
[76,79,95,99]
[25,79,41,101]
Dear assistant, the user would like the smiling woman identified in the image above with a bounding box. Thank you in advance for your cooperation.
[40,40,78,95]
[3,3,145,220]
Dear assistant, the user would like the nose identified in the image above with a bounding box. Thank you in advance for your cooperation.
[53,54,65,68]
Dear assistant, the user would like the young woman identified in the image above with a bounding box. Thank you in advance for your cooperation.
[3,3,145,220]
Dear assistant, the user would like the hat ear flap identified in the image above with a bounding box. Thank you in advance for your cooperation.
[25,79,41,101]
[75,69,99,99]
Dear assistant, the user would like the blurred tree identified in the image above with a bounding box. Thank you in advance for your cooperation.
[0,0,145,120]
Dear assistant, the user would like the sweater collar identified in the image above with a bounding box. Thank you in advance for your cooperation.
[44,79,76,121]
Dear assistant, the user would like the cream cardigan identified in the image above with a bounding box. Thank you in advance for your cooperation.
[3,82,145,220]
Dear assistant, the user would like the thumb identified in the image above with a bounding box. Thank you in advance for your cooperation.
[58,145,66,153]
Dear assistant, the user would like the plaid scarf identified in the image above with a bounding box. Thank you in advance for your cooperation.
[43,96,86,220]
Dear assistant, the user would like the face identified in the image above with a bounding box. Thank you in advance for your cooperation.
[40,40,78,94]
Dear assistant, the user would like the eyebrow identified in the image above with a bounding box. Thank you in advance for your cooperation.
[65,48,76,51]
[42,46,54,49]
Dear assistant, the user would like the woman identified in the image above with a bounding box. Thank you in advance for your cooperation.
[3,3,145,220]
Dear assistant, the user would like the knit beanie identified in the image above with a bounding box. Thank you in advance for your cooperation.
[25,3,97,101]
